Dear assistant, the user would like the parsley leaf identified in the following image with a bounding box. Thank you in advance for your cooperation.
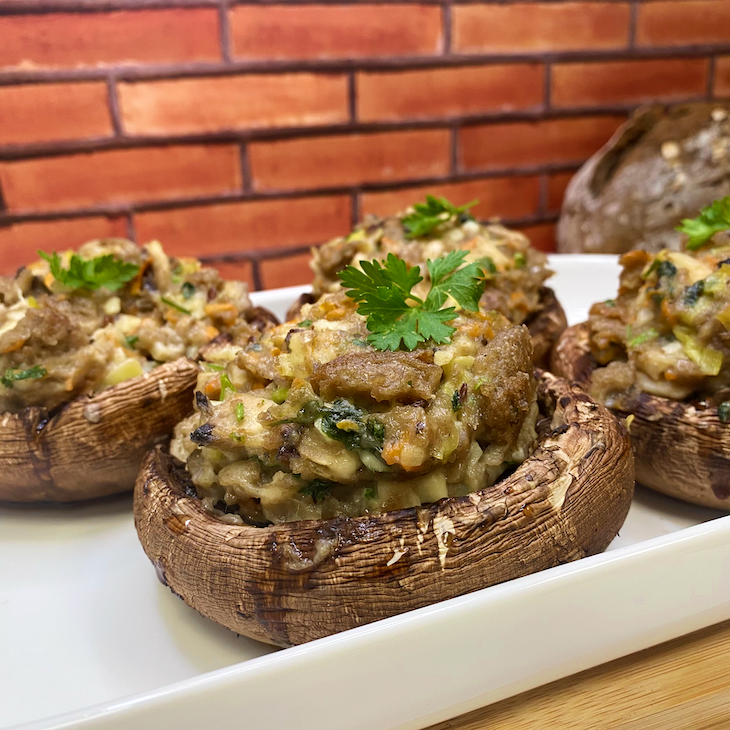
[677,197,730,250]
[38,251,139,292]
[339,251,485,351]
[401,196,478,239]
[1,365,47,389]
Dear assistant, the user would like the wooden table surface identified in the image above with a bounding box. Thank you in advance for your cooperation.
[427,619,730,730]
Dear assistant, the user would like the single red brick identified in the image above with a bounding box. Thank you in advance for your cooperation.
[360,176,541,221]
[119,73,349,136]
[546,171,577,214]
[637,1,730,47]
[260,251,314,290]
[552,58,708,108]
[0,82,113,147]
[203,261,254,290]
[517,222,556,252]
[249,130,451,192]
[0,145,241,212]
[715,57,730,98]
[459,115,625,172]
[0,9,220,70]
[0,216,128,275]
[134,195,352,257]
[230,4,442,61]
[452,2,630,54]
[357,64,543,123]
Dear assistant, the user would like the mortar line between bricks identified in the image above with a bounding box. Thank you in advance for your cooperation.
[0,107,634,161]
[4,46,730,86]
[106,74,124,136]
[628,0,638,50]
[0,180,569,226]
[348,71,357,123]
[707,56,717,100]
[239,143,252,193]
[250,259,263,291]
[125,212,136,242]
[442,0,452,55]
[218,0,233,64]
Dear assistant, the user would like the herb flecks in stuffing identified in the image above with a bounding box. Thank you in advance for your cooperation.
[338,250,485,352]
[1,365,47,389]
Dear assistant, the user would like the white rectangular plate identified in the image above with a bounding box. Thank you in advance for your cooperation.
[2,255,729,730]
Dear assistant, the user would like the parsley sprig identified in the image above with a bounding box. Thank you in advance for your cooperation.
[401,196,477,239]
[677,197,730,250]
[339,250,485,351]
[38,251,140,292]
[1,365,47,389]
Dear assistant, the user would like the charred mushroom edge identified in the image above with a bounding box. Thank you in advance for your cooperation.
[134,369,634,647]
[552,322,730,510]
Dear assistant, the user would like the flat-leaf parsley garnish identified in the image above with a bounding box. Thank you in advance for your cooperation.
[401,196,477,239]
[338,250,485,352]
[1,365,47,389]
[677,197,730,250]
[38,251,140,292]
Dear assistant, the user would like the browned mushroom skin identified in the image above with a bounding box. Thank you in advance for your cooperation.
[0,358,198,502]
[286,287,567,370]
[552,323,730,511]
[134,370,634,647]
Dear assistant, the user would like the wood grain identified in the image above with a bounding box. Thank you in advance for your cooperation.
[427,619,730,730]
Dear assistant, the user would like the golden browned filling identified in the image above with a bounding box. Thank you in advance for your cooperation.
[0,238,262,414]
[312,208,552,327]
[588,239,730,406]
[172,291,539,524]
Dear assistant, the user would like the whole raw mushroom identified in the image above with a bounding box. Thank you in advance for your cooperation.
[558,102,730,254]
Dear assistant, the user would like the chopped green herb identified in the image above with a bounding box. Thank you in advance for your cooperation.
[364,486,377,500]
[339,250,486,352]
[678,197,730,250]
[297,319,312,328]
[235,402,245,422]
[452,390,462,412]
[684,280,705,306]
[270,386,289,404]
[160,296,191,315]
[513,252,527,268]
[352,338,368,347]
[299,479,335,504]
[401,196,478,239]
[643,259,678,280]
[479,256,497,275]
[219,372,234,399]
[125,335,139,349]
[718,401,730,423]
[38,251,139,292]
[204,363,225,372]
[627,327,659,348]
[229,432,245,443]
[181,282,196,299]
[1,365,47,389]
[604,299,616,307]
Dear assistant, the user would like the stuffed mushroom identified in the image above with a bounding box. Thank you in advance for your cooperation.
[552,198,730,510]
[0,238,273,502]
[290,197,567,367]
[135,253,633,646]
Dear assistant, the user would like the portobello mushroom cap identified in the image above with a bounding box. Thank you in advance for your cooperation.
[552,323,730,511]
[0,358,198,502]
[287,286,567,370]
[134,370,634,647]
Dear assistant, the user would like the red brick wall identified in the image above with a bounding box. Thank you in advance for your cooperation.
[0,1,729,289]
